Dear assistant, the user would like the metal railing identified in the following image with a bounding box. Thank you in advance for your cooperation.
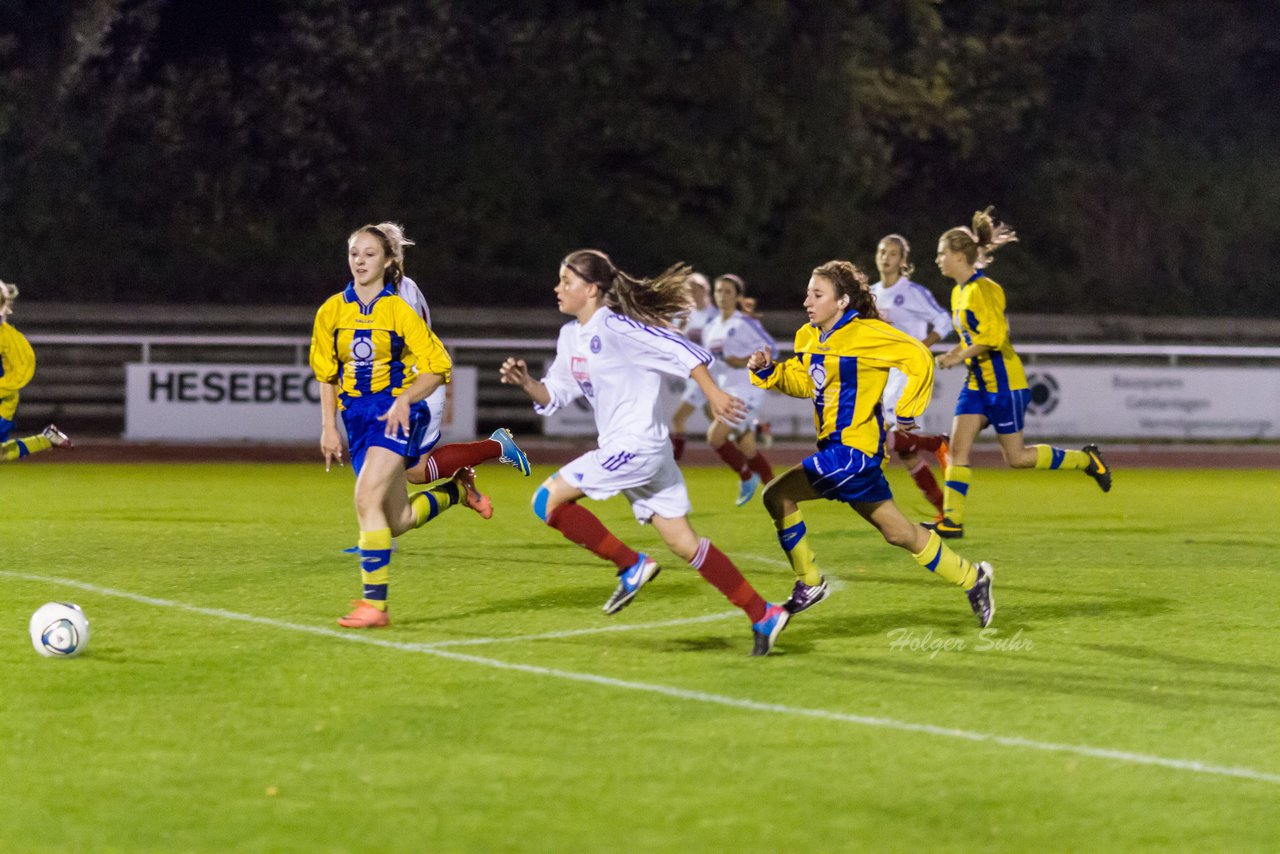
[28,333,1280,365]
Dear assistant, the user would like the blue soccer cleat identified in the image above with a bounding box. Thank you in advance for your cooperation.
[735,473,762,507]
[491,428,531,476]
[751,603,791,656]
[603,554,661,615]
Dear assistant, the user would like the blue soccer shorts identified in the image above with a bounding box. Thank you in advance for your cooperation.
[341,392,437,475]
[802,443,893,505]
[955,385,1030,435]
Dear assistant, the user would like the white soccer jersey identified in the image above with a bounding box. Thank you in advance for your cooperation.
[398,276,446,441]
[872,277,951,428]
[680,303,719,346]
[870,277,952,343]
[397,276,433,328]
[703,310,775,396]
[537,308,712,454]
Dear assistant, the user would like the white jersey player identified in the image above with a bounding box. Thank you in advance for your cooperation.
[397,276,448,449]
[500,249,792,655]
[869,233,952,518]
[703,305,775,424]
[870,261,952,423]
[702,274,777,506]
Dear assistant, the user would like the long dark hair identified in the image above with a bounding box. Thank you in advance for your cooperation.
[561,249,693,326]
[812,260,877,319]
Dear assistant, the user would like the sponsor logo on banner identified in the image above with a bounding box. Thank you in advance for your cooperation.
[126,363,477,442]
[1025,372,1060,416]
[544,360,1275,439]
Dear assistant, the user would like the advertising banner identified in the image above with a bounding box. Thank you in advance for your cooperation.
[125,363,478,442]
[544,364,1276,439]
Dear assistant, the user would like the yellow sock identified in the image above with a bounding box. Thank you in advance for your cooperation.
[1,434,51,462]
[409,481,461,528]
[774,510,821,585]
[912,531,978,589]
[942,464,971,523]
[1033,445,1089,470]
[358,528,393,611]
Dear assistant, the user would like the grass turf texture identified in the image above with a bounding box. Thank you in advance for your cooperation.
[2,461,1277,851]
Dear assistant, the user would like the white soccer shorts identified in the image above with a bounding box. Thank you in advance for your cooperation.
[560,445,691,523]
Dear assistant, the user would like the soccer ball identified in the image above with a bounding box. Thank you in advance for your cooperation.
[29,602,91,658]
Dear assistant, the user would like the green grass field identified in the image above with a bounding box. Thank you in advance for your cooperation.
[3,460,1278,851]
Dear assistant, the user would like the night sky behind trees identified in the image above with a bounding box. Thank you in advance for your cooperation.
[2,0,1278,315]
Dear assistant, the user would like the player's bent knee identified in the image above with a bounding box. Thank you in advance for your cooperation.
[531,484,554,522]
[761,480,788,517]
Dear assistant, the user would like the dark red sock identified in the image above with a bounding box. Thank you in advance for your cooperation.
[424,439,502,481]
[671,433,687,461]
[689,539,766,622]
[890,430,919,454]
[909,458,945,513]
[912,433,945,454]
[747,452,773,482]
[546,503,639,570]
[714,441,751,481]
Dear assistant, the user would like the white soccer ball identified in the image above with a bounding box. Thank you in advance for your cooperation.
[29,602,91,658]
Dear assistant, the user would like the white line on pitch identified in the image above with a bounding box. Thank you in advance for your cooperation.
[742,552,792,570]
[8,570,1279,786]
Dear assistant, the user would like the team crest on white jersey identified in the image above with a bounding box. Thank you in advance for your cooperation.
[571,356,594,397]
[590,335,602,353]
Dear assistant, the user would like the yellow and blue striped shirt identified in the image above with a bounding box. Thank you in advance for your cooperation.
[751,309,934,457]
[310,284,452,406]
[0,322,36,395]
[950,272,1027,393]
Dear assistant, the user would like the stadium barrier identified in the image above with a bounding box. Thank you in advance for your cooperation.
[21,334,1280,441]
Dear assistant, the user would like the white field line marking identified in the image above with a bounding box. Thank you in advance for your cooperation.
[742,552,791,570]
[9,570,1279,786]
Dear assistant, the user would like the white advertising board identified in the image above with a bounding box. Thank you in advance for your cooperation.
[545,364,1277,440]
[125,363,477,442]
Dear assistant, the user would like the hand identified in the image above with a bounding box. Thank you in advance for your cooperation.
[320,424,344,472]
[499,357,532,388]
[936,353,958,370]
[377,396,412,439]
[746,347,773,373]
[707,388,748,425]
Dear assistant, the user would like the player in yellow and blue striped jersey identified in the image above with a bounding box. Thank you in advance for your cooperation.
[749,261,994,628]
[311,224,460,629]
[929,208,1111,540]
[0,279,72,462]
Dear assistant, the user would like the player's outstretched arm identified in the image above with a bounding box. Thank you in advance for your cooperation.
[499,357,551,408]
[690,364,746,425]
[746,347,772,373]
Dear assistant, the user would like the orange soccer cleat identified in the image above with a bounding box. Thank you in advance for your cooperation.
[452,466,493,519]
[934,434,951,472]
[337,601,390,629]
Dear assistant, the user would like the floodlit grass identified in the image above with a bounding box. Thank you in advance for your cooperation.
[3,460,1278,851]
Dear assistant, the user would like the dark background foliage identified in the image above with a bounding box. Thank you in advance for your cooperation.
[2,0,1278,314]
